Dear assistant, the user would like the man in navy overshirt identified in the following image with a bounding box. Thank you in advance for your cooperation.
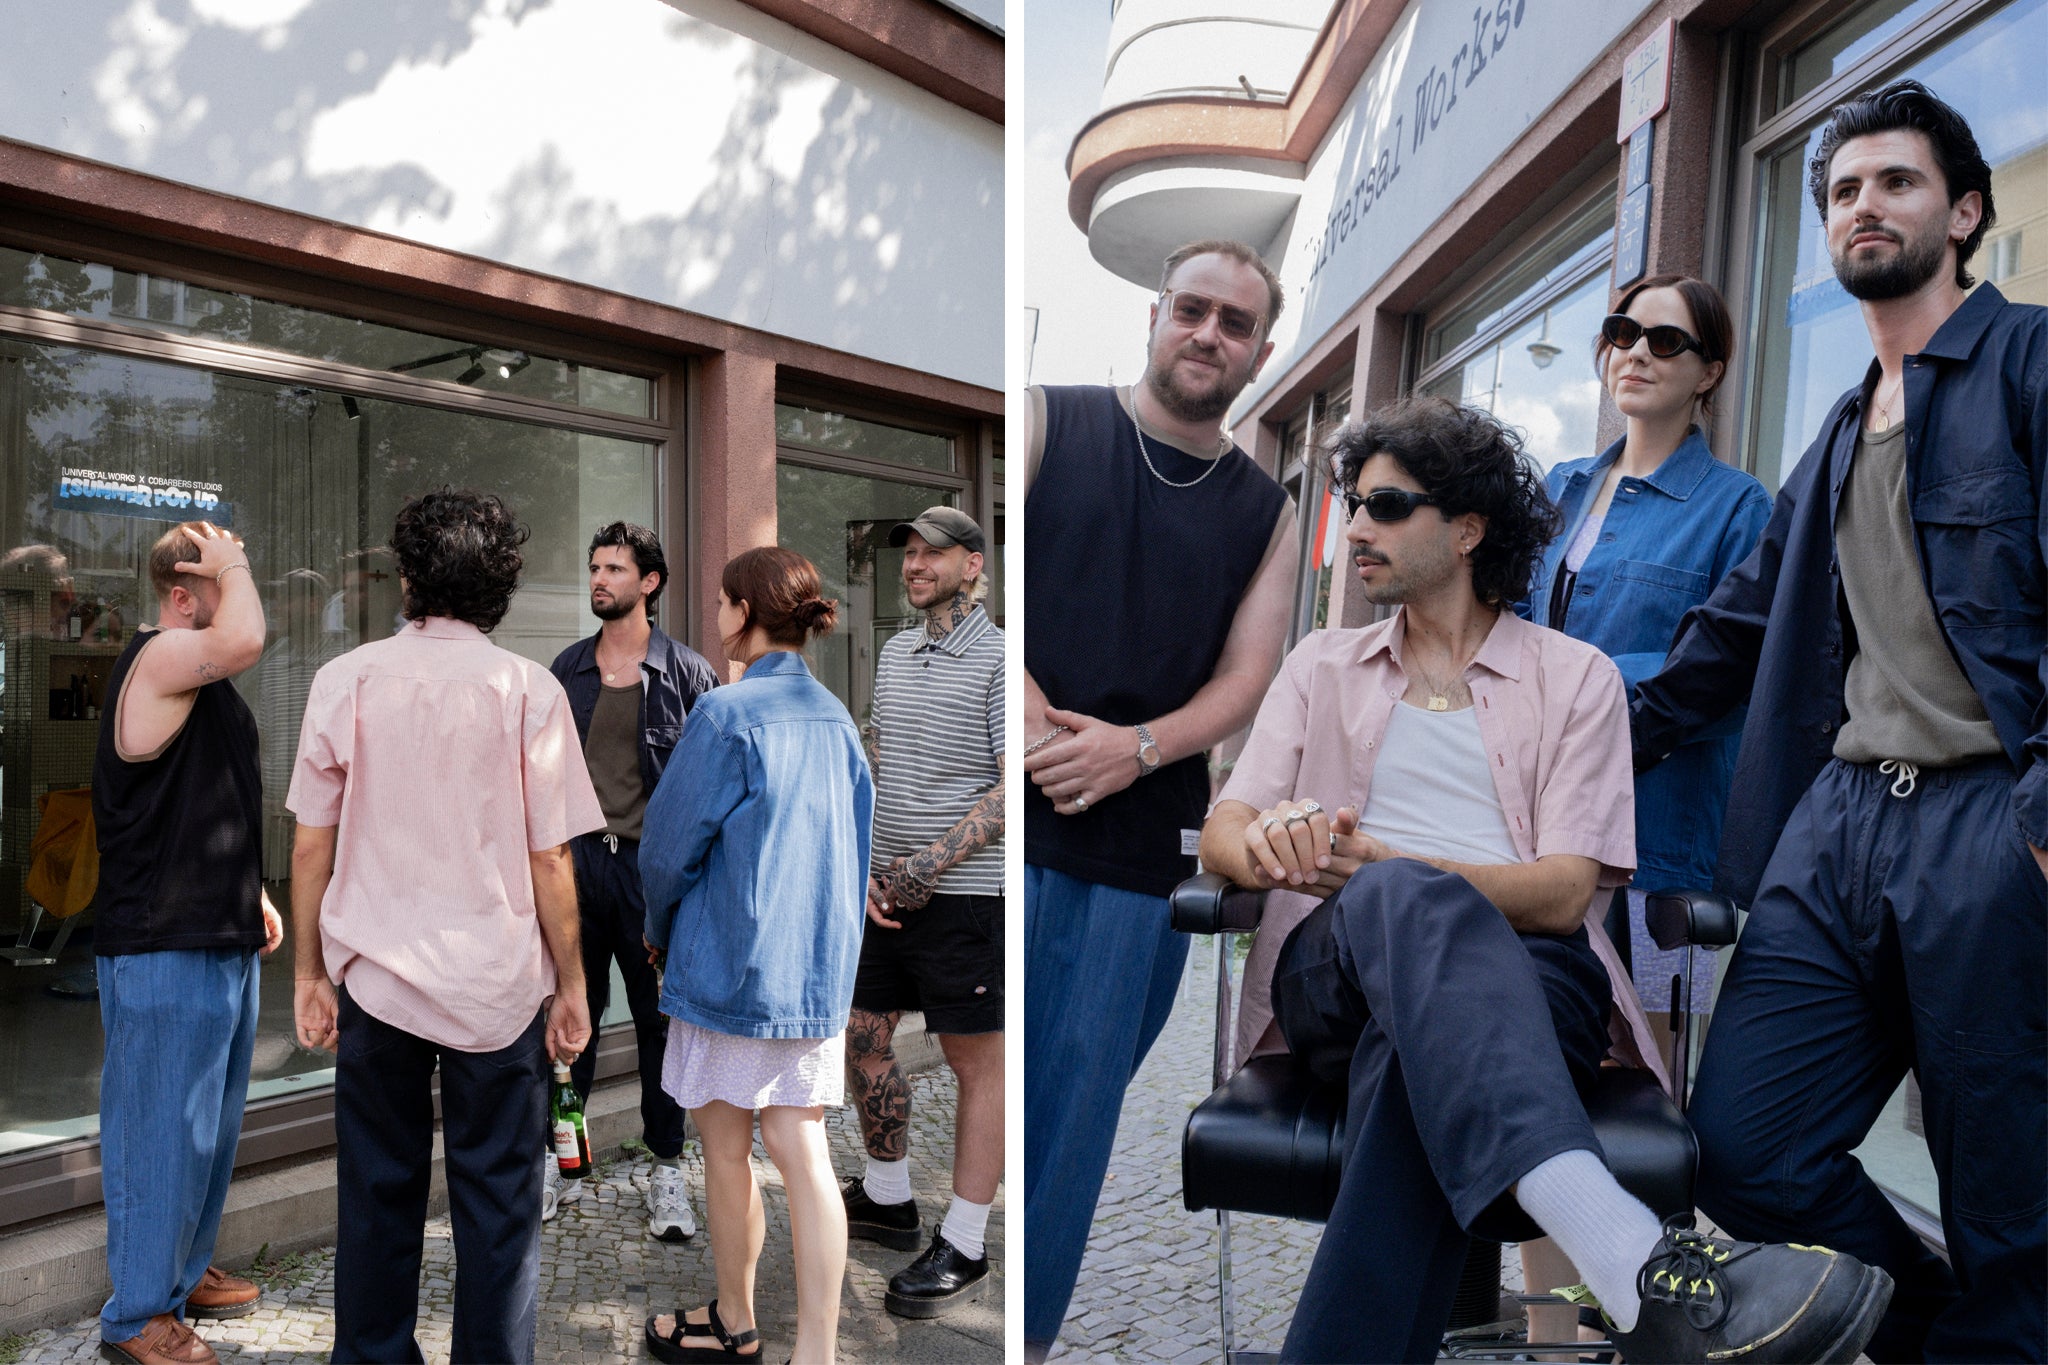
[1632,81,2046,1361]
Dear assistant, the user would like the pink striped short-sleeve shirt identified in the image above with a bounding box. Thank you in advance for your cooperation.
[287,616,604,1052]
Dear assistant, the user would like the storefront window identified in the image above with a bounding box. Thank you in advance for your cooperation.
[1744,0,2047,492]
[775,403,956,473]
[1417,187,1615,474]
[0,247,654,418]
[0,290,659,1164]
[1777,0,1947,111]
[1279,385,1353,644]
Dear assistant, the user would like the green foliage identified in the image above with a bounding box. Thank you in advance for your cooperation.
[0,1331,31,1364]
[249,1242,316,1290]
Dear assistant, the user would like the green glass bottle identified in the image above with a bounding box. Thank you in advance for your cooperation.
[550,1062,591,1180]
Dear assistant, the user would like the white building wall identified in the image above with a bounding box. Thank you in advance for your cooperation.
[0,0,1003,390]
[1101,0,1328,105]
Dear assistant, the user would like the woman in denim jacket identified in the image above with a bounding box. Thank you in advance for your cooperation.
[1523,276,1771,1038]
[640,546,874,1365]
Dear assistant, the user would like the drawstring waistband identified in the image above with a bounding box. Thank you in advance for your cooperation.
[1878,759,1919,798]
[603,833,620,853]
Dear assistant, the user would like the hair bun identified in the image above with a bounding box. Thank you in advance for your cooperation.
[797,596,840,632]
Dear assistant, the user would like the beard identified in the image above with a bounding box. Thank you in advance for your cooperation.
[591,591,640,622]
[1833,224,1948,301]
[905,570,966,612]
[1143,343,1253,424]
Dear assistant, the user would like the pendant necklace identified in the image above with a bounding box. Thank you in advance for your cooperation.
[1871,374,1903,432]
[1412,639,1480,711]
[600,642,647,684]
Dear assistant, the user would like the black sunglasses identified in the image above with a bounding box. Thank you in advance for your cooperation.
[1341,487,1441,523]
[1600,313,1708,360]
[1160,289,1265,343]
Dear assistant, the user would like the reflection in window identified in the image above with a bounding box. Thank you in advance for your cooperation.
[0,336,656,1157]
[1745,0,2047,491]
[1778,0,1945,111]
[0,245,654,418]
[774,463,959,728]
[1421,271,1609,474]
[774,403,955,473]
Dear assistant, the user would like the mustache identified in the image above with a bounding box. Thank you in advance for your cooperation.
[1353,550,1387,567]
[1848,224,1904,246]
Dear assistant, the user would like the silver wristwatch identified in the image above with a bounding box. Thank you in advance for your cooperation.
[1134,722,1162,777]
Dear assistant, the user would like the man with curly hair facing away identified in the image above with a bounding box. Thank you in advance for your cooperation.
[1200,400,1890,1364]
[287,488,604,1364]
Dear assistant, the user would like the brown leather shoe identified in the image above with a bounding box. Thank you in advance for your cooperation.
[183,1265,260,1319]
[99,1313,218,1365]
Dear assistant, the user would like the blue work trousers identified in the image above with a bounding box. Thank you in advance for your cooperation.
[332,987,549,1365]
[1690,757,2046,1363]
[1273,859,1610,1363]
[570,833,685,1158]
[97,947,261,1342]
[1022,864,1189,1346]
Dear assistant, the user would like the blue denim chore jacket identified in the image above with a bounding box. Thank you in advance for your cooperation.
[640,650,874,1039]
[1521,429,1771,891]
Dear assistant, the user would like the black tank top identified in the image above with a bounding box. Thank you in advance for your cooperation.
[92,629,265,955]
[1025,385,1287,897]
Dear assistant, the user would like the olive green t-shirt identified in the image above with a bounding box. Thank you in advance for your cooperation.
[586,681,647,839]
[1833,421,2003,766]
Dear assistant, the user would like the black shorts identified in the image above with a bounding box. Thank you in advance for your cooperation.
[852,892,1003,1035]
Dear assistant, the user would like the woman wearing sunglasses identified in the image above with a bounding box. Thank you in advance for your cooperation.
[1523,276,1770,1043]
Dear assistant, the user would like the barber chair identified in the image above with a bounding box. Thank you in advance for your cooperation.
[1170,872,1741,1362]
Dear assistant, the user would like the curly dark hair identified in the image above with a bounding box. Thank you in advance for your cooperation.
[589,521,667,613]
[1807,79,1995,289]
[1330,398,1560,606]
[391,487,527,631]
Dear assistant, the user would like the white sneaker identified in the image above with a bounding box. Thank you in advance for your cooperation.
[648,1161,696,1242]
[542,1153,561,1222]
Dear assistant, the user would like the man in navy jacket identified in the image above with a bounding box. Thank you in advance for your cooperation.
[1632,81,2046,1361]
[548,522,718,1238]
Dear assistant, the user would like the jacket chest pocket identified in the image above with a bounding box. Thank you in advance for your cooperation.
[1612,559,1711,596]
[644,724,682,757]
[1915,466,2039,625]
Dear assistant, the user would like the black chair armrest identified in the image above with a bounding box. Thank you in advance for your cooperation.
[1169,871,1269,935]
[1644,888,1740,950]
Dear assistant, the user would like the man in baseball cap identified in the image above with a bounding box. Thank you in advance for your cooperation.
[888,506,987,556]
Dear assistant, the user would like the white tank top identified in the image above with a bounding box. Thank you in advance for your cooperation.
[1358,703,1520,866]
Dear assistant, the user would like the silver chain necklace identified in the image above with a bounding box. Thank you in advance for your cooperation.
[1130,399,1226,489]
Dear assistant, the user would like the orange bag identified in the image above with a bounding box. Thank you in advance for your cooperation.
[26,787,98,920]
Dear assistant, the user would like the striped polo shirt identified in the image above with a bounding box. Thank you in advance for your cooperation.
[869,603,1005,895]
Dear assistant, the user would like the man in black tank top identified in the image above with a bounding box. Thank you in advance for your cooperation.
[92,521,275,1365]
[1021,240,1296,1355]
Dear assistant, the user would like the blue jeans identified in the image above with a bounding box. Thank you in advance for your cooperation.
[1022,864,1189,1346]
[1690,758,2046,1363]
[332,987,549,1364]
[97,947,261,1341]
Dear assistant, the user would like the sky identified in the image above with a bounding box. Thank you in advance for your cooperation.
[1018,0,1158,390]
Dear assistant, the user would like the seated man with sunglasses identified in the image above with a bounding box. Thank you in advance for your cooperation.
[1021,238,1296,1357]
[1201,398,1893,1365]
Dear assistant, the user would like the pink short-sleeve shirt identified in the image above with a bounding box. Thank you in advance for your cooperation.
[287,616,605,1051]
[1217,608,1666,1089]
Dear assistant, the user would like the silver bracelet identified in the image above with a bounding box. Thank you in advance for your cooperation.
[1024,724,1069,756]
[216,562,253,583]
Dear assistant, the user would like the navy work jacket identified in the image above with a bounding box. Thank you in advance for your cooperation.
[549,622,719,799]
[1632,284,2048,907]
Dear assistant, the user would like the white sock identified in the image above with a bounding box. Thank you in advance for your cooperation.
[939,1195,991,1261]
[863,1156,913,1206]
[1513,1148,1665,1332]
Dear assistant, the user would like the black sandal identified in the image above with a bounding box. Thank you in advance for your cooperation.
[644,1300,760,1363]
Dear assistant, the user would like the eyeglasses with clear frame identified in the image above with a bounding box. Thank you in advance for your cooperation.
[1159,289,1265,343]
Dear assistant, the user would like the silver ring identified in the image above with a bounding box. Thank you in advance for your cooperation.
[1300,800,1324,816]
[1283,810,1307,827]
[1260,816,1282,833]
[1329,832,1338,853]
[1074,796,1089,811]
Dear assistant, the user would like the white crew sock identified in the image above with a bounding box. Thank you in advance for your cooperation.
[939,1195,992,1261]
[1513,1148,1665,1332]
[863,1156,913,1207]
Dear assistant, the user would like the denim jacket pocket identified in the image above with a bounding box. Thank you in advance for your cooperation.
[1612,560,1711,597]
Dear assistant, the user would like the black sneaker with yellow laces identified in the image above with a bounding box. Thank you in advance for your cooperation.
[1610,1221,1893,1364]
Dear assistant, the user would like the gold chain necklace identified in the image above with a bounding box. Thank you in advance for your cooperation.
[1870,373,1904,432]
[1410,639,1482,712]
[598,640,648,684]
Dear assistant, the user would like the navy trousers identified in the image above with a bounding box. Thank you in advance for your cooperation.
[1272,859,1612,1364]
[1690,758,2047,1363]
[332,988,549,1365]
[569,833,686,1158]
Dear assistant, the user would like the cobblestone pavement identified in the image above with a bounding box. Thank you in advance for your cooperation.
[14,1070,1000,1365]
[1048,942,1323,1364]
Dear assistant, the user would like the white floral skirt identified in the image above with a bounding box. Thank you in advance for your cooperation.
[661,1016,844,1111]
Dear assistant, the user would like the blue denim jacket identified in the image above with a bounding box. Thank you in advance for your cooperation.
[1521,429,1770,889]
[1634,285,2048,904]
[549,623,720,798]
[640,651,874,1038]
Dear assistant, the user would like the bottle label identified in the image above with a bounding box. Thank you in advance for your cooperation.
[553,1119,580,1168]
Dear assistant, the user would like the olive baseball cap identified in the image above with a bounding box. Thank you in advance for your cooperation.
[888,506,986,555]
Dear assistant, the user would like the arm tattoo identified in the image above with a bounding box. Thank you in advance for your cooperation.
[898,780,1005,909]
[862,719,881,774]
[195,661,225,681]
